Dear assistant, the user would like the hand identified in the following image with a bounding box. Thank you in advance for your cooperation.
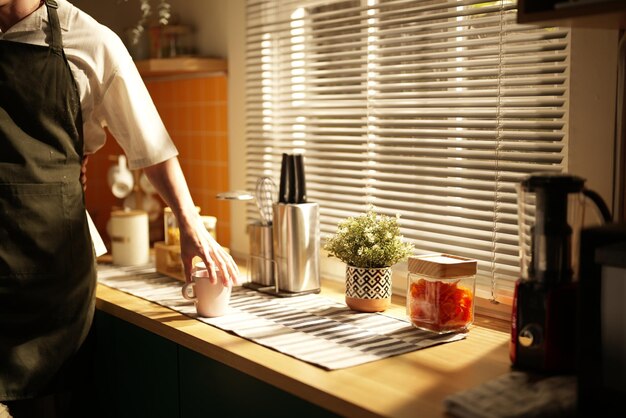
[142,157,240,286]
[80,155,89,191]
[178,211,240,286]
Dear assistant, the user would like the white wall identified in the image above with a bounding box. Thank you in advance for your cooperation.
[72,0,229,58]
[569,28,619,215]
[71,0,139,38]
[225,0,249,259]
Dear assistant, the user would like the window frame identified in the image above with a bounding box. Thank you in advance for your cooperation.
[238,1,619,320]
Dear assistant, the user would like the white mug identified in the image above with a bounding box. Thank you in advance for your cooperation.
[107,209,150,266]
[107,155,134,199]
[182,267,231,317]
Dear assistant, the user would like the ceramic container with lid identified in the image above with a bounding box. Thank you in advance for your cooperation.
[108,209,150,266]
[406,254,477,334]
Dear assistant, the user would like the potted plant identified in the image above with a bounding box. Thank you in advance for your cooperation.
[324,210,414,312]
[125,0,171,44]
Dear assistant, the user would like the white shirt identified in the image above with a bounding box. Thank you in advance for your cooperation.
[0,0,178,170]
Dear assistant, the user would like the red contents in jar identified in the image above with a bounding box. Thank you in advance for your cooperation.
[409,278,473,332]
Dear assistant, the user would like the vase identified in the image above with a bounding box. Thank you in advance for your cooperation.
[345,265,392,312]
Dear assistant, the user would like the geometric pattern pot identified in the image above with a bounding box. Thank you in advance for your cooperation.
[345,265,392,312]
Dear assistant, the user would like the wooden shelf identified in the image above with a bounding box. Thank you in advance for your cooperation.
[517,0,626,28]
[135,57,227,77]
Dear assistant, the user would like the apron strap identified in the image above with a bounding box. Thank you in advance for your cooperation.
[44,0,63,53]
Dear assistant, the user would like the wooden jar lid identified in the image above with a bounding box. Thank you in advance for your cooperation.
[110,209,147,218]
[408,254,477,279]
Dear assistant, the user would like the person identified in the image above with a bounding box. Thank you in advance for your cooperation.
[0,0,239,416]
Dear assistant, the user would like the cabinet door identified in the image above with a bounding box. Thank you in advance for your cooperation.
[94,312,180,418]
[178,346,339,418]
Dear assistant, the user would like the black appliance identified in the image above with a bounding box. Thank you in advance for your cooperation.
[577,223,626,418]
[511,173,611,373]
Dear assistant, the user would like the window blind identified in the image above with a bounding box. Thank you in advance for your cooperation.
[245,0,569,301]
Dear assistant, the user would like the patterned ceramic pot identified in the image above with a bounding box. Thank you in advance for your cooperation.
[345,265,392,312]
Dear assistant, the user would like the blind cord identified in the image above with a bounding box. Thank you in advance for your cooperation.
[489,0,506,305]
[365,0,377,211]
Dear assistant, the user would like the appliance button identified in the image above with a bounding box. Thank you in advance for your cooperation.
[518,324,542,348]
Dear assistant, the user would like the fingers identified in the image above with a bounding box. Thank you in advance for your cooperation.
[207,257,218,285]
[203,243,239,287]
[180,228,239,287]
[181,255,194,284]
[177,212,241,287]
[223,253,240,286]
[217,250,240,287]
[195,224,238,286]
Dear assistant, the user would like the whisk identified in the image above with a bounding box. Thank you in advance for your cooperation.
[255,177,276,225]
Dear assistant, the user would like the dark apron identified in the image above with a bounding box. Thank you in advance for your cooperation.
[0,0,96,401]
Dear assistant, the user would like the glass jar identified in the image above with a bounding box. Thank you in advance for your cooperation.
[201,215,217,240]
[163,206,201,246]
[163,207,178,245]
[406,254,477,334]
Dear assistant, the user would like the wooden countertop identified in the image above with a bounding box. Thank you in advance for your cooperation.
[96,276,512,418]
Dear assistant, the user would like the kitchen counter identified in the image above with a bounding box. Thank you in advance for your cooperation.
[95,270,512,418]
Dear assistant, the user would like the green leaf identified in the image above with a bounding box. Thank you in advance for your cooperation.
[323,210,414,269]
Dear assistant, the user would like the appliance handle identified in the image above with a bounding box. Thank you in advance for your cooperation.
[582,188,612,222]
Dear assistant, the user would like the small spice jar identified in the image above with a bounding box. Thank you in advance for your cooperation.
[163,206,201,246]
[163,207,178,245]
[407,254,477,334]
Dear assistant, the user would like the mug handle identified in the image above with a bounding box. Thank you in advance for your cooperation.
[182,282,196,300]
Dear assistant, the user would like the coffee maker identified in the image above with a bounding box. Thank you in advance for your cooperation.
[511,173,610,373]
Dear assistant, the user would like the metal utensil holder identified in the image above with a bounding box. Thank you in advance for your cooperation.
[258,202,320,297]
[245,222,275,290]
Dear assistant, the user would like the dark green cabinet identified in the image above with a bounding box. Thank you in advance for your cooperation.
[94,311,179,418]
[93,311,340,418]
[178,346,339,418]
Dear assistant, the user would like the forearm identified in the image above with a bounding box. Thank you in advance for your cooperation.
[142,157,198,229]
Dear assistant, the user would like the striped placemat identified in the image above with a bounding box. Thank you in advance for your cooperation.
[97,263,465,370]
